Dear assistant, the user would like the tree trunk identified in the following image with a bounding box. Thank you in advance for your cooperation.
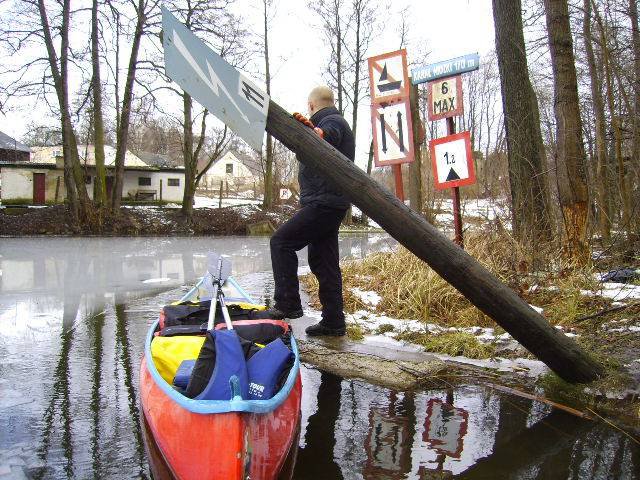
[92,0,107,207]
[595,5,631,240]
[111,0,145,210]
[492,0,552,243]
[583,0,610,242]
[37,0,91,223]
[408,82,423,213]
[262,0,274,209]
[266,99,604,383]
[544,0,590,263]
[181,93,195,219]
[630,0,640,235]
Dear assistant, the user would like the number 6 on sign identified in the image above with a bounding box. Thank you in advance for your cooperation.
[429,131,476,190]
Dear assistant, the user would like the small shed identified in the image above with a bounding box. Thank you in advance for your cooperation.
[0,130,30,163]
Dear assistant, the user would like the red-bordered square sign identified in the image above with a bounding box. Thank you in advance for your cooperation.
[371,98,415,166]
[429,130,476,190]
[427,75,464,122]
[423,399,469,459]
[368,49,410,105]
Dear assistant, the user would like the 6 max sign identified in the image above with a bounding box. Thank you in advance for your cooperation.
[427,76,463,122]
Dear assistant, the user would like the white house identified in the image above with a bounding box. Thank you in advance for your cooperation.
[198,151,258,192]
[0,145,185,204]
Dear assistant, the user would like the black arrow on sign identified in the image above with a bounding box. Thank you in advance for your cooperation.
[380,113,387,153]
[397,111,404,152]
[241,81,265,109]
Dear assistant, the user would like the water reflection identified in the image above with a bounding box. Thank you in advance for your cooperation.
[0,234,395,478]
[295,368,639,479]
[1,235,636,479]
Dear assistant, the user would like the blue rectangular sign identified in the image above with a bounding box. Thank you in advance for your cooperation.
[411,53,480,85]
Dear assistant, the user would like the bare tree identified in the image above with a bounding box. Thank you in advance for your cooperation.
[544,0,590,262]
[583,0,611,241]
[262,0,275,209]
[110,0,158,210]
[493,0,553,242]
[92,0,107,206]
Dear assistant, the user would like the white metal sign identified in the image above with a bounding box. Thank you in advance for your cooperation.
[370,99,414,166]
[367,49,410,104]
[429,131,476,190]
[279,188,291,200]
[162,7,269,151]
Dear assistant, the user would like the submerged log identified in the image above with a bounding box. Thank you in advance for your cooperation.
[266,100,604,383]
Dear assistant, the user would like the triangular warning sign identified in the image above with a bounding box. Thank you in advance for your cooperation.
[446,168,460,182]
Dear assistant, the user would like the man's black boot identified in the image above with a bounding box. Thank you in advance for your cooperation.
[265,307,304,319]
[305,322,346,337]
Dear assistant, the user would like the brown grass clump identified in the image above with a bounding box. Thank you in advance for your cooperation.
[302,223,610,330]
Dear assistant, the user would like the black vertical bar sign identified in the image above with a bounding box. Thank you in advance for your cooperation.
[379,113,387,153]
[397,111,404,152]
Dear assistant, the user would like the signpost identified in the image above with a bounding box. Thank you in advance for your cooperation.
[162,7,269,151]
[368,49,414,201]
[411,53,480,247]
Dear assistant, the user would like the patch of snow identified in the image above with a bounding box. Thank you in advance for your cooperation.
[142,277,172,284]
[351,288,381,307]
[581,282,640,301]
[194,195,262,209]
[529,304,544,314]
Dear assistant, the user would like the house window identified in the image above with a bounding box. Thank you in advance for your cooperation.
[138,177,151,186]
[85,175,92,184]
[168,178,180,187]
[225,164,233,175]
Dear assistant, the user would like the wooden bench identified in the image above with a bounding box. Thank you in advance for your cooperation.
[135,189,157,201]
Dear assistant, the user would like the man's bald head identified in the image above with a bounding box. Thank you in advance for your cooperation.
[308,86,335,115]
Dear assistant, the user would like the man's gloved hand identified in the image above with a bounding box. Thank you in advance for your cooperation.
[292,112,324,139]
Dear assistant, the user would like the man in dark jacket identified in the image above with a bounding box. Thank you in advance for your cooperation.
[269,86,355,336]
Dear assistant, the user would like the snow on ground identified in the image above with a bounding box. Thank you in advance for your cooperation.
[581,282,640,301]
[350,288,381,307]
[194,195,262,208]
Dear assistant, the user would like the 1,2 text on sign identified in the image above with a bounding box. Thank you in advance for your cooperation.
[428,75,463,121]
[429,131,476,190]
[367,49,410,104]
[371,99,414,166]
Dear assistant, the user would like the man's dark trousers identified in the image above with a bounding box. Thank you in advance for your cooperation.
[270,205,346,328]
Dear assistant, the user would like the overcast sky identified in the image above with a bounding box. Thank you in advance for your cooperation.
[0,0,496,167]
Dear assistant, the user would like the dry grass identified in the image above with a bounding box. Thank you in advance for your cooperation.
[303,223,606,329]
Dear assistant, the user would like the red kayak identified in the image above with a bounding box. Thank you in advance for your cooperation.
[139,275,302,480]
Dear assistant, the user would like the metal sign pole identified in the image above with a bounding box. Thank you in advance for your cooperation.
[392,164,405,201]
[446,117,463,247]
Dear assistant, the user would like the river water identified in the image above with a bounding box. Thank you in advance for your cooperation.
[0,236,638,479]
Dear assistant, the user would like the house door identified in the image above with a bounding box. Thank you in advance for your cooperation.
[33,173,46,204]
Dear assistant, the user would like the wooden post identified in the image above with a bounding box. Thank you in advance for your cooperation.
[392,164,405,201]
[409,81,423,213]
[446,117,463,247]
[218,181,223,208]
[266,100,603,383]
[54,175,61,203]
[159,179,163,203]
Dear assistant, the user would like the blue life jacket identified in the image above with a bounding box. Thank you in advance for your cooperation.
[246,338,294,400]
[195,330,249,401]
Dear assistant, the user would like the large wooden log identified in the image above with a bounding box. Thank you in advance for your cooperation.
[266,100,604,383]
